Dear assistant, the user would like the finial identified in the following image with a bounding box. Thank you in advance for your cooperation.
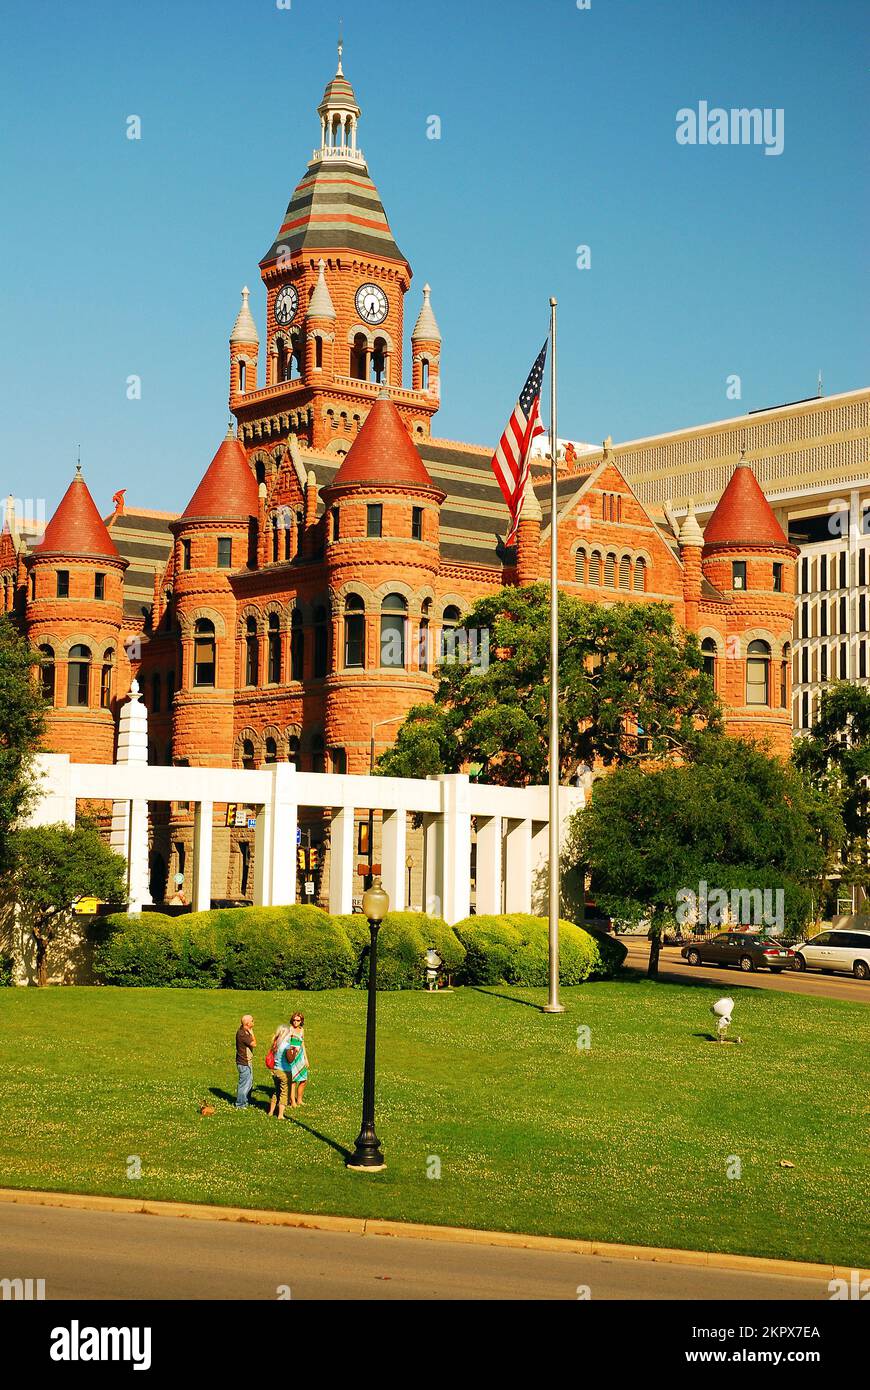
[75,444,82,476]
[227,420,235,438]
[337,22,344,74]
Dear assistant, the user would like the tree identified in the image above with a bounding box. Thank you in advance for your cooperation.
[567,735,843,977]
[0,614,46,868]
[7,823,128,985]
[377,586,721,786]
[794,682,870,913]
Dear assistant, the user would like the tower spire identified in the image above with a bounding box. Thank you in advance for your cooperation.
[337,21,343,74]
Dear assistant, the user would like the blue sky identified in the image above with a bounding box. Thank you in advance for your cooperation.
[2,0,867,516]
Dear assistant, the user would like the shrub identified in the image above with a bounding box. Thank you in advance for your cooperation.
[454,913,624,987]
[93,913,181,987]
[0,951,15,986]
[220,906,356,991]
[336,910,465,990]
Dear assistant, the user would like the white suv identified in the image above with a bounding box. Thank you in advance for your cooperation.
[793,929,870,981]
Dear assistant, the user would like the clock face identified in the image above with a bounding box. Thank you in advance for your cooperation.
[274,284,299,327]
[356,283,389,326]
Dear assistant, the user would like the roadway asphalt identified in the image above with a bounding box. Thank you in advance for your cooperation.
[0,1202,831,1301]
[621,939,869,1003]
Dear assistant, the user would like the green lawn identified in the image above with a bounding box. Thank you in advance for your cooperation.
[1,980,867,1266]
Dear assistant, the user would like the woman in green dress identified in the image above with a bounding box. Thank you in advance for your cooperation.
[287,1012,309,1107]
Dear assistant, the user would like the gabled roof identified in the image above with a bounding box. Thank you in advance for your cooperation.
[703,454,791,548]
[329,392,440,493]
[181,431,259,522]
[34,469,121,560]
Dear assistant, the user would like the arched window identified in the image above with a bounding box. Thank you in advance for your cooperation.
[315,337,323,370]
[193,619,216,688]
[440,604,462,663]
[575,550,586,582]
[276,336,289,383]
[313,605,329,678]
[151,672,161,713]
[245,617,259,687]
[344,594,366,669]
[701,637,717,683]
[781,643,791,708]
[238,360,246,393]
[422,359,430,390]
[351,333,368,380]
[267,614,281,685]
[419,598,431,672]
[312,734,326,774]
[604,553,616,587]
[634,557,646,592]
[619,556,631,590]
[264,737,277,765]
[101,649,115,710]
[67,644,91,707]
[271,514,280,563]
[589,552,601,585]
[746,639,771,706]
[331,747,347,775]
[241,738,256,771]
[39,645,55,704]
[167,670,175,703]
[371,337,387,384]
[381,593,407,668]
[287,735,300,768]
[291,610,305,680]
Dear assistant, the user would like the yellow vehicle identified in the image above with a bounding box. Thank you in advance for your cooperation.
[71,895,108,916]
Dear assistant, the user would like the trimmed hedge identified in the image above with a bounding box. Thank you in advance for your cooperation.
[454,913,626,987]
[93,906,355,991]
[336,911,465,991]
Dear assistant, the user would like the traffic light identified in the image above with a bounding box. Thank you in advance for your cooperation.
[297,849,306,871]
[308,846,319,870]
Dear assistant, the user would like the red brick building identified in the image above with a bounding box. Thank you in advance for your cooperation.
[0,51,798,904]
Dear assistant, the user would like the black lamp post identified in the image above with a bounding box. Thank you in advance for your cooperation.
[347,877,389,1171]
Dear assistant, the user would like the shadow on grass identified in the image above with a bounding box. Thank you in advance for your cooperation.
[286,1116,353,1163]
[470,987,545,1011]
[209,1085,272,1112]
[615,967,759,993]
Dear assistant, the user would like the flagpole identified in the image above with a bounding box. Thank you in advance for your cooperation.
[543,296,564,1014]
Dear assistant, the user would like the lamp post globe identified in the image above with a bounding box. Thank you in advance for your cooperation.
[347,877,389,1171]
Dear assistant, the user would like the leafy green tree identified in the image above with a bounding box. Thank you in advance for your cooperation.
[794,682,870,911]
[378,586,721,786]
[7,823,127,985]
[568,735,843,977]
[0,614,46,868]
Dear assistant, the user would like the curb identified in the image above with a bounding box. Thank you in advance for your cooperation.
[0,1188,862,1283]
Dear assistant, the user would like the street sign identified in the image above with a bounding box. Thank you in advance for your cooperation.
[296,827,302,847]
[247,817,256,830]
[304,880,315,896]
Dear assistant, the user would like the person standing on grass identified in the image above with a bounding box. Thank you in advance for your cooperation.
[267,1025,293,1121]
[287,1012,309,1108]
[235,1014,256,1110]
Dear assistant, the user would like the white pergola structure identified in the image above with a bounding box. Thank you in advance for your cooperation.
[28,755,583,925]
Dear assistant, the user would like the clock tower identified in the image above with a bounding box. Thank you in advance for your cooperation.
[231,42,440,455]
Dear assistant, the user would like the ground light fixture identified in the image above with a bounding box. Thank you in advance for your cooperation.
[424,946,443,990]
[346,877,390,1171]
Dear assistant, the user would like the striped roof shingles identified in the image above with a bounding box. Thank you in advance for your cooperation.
[260,157,406,266]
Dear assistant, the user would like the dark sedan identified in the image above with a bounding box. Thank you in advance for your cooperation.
[681,932,797,973]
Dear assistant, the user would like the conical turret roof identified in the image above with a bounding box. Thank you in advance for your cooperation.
[307,259,336,319]
[703,453,790,548]
[412,284,441,342]
[329,392,439,492]
[230,286,258,345]
[181,429,259,522]
[34,468,121,560]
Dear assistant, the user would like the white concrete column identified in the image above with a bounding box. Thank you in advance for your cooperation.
[111,681,152,913]
[193,802,213,912]
[381,809,407,911]
[422,812,441,918]
[439,774,472,924]
[253,799,273,908]
[504,818,532,914]
[329,805,356,915]
[530,820,550,915]
[475,814,502,916]
[268,764,298,907]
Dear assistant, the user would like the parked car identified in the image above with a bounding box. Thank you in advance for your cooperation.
[793,929,870,981]
[681,932,796,973]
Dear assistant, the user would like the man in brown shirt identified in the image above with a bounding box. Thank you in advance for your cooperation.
[234,1014,256,1110]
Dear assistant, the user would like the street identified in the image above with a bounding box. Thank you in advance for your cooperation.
[0,1201,832,1301]
[621,939,869,1004]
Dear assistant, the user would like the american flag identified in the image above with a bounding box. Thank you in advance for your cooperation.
[490,341,549,545]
